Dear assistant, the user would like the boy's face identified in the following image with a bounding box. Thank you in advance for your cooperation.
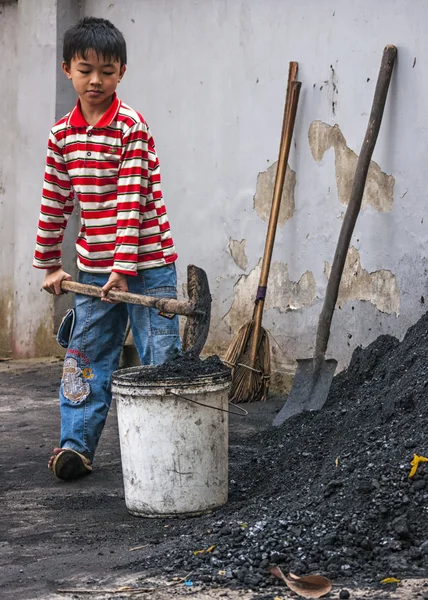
[62,49,126,107]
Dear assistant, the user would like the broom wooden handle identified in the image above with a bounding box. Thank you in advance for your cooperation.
[278,62,298,168]
[259,63,299,291]
[314,45,397,360]
[250,72,301,367]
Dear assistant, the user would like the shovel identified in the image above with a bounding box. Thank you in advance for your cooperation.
[273,45,397,426]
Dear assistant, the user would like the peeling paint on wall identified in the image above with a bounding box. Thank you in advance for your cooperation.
[224,261,316,331]
[324,246,400,315]
[228,238,248,271]
[308,120,394,212]
[253,161,296,225]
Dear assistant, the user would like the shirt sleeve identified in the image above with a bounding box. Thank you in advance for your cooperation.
[33,131,74,270]
[113,121,153,275]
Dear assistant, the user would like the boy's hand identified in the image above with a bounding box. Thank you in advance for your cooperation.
[101,272,129,304]
[42,267,72,295]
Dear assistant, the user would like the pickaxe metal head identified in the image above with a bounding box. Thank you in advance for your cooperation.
[182,264,212,357]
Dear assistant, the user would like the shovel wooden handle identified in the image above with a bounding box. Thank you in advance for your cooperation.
[61,280,196,317]
[314,45,397,359]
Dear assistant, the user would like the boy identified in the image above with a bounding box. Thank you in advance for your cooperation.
[33,17,181,481]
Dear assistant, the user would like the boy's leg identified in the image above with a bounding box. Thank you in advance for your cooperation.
[57,271,128,462]
[127,264,181,365]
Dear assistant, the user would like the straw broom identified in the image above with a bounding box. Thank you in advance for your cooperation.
[224,64,301,403]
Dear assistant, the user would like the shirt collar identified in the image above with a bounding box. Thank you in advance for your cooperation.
[67,93,121,128]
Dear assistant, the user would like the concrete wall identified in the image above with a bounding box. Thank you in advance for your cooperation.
[0,0,79,358]
[0,0,61,358]
[13,0,62,357]
[0,0,18,356]
[1,0,428,384]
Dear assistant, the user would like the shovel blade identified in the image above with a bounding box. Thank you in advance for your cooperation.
[272,357,338,426]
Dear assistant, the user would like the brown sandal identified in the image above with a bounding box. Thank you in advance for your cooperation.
[51,449,92,481]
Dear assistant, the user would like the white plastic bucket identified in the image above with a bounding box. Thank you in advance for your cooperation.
[112,366,231,517]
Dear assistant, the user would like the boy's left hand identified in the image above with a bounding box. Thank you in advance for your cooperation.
[101,272,129,304]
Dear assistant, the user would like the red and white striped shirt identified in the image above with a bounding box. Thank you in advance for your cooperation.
[33,94,177,275]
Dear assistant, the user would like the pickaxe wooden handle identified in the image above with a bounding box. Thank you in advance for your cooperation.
[59,265,211,357]
[61,281,198,316]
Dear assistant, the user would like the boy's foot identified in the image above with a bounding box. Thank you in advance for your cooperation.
[49,448,92,481]
[48,448,64,470]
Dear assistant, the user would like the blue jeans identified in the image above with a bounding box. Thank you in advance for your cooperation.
[59,264,181,460]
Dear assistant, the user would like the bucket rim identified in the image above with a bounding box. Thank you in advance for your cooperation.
[112,365,231,389]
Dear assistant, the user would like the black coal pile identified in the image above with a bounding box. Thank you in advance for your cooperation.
[141,312,428,591]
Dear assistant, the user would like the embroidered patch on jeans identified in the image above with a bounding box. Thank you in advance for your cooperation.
[62,357,90,403]
[81,367,94,380]
[67,348,90,365]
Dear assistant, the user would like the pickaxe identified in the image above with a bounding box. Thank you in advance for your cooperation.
[59,264,211,357]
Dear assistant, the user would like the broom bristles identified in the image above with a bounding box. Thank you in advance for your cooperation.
[223,320,271,403]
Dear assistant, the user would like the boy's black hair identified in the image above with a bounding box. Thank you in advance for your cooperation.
[63,17,127,66]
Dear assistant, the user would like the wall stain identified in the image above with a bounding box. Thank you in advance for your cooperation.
[228,238,248,271]
[0,285,13,357]
[254,161,296,226]
[308,120,394,212]
[324,246,400,315]
[0,285,59,359]
[224,261,316,330]
[33,321,61,358]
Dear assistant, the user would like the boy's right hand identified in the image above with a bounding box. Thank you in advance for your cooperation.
[42,267,72,295]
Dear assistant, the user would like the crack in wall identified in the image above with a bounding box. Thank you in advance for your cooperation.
[308,120,394,212]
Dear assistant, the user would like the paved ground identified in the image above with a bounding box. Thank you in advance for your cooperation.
[1,359,427,600]
[0,359,279,600]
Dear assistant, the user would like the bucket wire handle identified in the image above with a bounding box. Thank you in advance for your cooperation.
[167,390,248,416]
